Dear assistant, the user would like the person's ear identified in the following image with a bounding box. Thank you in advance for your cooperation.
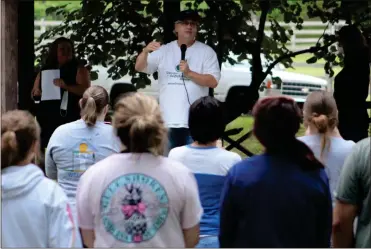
[79,99,83,109]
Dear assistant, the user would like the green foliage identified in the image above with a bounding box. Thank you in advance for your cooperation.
[35,0,371,89]
[34,1,81,20]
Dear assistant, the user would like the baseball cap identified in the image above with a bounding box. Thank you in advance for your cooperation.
[175,10,201,23]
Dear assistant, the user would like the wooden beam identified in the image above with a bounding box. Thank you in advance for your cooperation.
[1,0,18,113]
[18,0,35,111]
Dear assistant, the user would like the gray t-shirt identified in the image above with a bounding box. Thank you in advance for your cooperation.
[335,137,371,248]
[45,119,122,211]
[298,135,355,203]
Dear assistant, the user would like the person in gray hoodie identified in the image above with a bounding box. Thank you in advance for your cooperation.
[1,110,82,248]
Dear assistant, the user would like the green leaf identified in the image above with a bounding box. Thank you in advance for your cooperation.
[90,71,98,81]
[306,56,318,64]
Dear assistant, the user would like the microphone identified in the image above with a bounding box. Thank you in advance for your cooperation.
[180,44,187,61]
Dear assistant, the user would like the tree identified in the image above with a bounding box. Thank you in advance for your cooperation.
[36,0,371,114]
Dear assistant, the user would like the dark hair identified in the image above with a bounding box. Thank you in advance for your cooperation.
[42,37,76,70]
[1,110,41,169]
[338,25,367,51]
[252,96,324,171]
[188,96,226,144]
[338,25,370,64]
[113,93,167,155]
[80,86,109,127]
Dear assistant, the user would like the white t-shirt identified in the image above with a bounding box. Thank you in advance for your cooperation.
[76,153,203,247]
[298,135,355,204]
[168,145,241,236]
[144,40,221,128]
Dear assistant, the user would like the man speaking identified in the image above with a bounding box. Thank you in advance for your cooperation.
[135,10,221,152]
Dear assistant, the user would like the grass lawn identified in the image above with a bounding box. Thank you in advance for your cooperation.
[224,116,371,159]
[223,116,306,158]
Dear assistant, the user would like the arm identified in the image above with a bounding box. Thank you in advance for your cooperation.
[31,72,41,96]
[45,129,59,180]
[185,71,218,88]
[181,170,203,247]
[76,170,95,247]
[219,172,238,247]
[135,42,162,74]
[332,146,362,248]
[64,67,91,96]
[332,201,358,248]
[135,49,150,72]
[182,48,221,88]
[49,184,82,247]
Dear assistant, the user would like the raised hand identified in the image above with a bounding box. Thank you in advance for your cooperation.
[143,41,161,53]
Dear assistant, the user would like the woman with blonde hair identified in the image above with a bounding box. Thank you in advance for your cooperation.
[76,92,203,248]
[45,85,121,220]
[1,110,81,247]
[298,90,355,203]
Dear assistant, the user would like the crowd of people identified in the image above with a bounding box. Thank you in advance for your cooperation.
[2,9,371,248]
[2,89,370,248]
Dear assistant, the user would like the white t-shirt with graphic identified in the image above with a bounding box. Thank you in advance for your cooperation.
[45,119,121,215]
[76,153,203,247]
[144,40,221,128]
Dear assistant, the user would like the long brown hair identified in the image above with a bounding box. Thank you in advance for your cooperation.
[80,86,109,127]
[303,91,338,162]
[253,96,324,171]
[1,110,41,169]
[112,93,167,155]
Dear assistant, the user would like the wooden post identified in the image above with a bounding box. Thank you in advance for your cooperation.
[1,0,18,113]
[18,0,35,111]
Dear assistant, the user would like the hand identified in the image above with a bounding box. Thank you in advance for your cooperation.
[143,41,161,53]
[179,60,191,76]
[31,87,41,97]
[53,78,66,88]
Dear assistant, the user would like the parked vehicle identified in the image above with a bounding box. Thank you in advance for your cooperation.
[91,55,327,105]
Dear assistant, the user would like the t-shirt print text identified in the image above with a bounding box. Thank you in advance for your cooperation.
[100,174,169,243]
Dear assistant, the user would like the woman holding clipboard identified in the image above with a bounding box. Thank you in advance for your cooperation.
[32,37,91,151]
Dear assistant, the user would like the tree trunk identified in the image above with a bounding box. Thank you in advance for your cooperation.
[1,0,18,113]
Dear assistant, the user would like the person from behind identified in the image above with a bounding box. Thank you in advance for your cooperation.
[76,92,203,248]
[332,137,371,248]
[45,85,121,218]
[169,96,241,248]
[219,96,332,248]
[333,25,370,142]
[1,110,81,248]
[298,90,355,204]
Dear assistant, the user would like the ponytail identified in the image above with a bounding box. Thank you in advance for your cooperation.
[81,96,98,127]
[312,113,331,162]
[128,115,164,156]
[80,86,109,127]
[1,131,18,169]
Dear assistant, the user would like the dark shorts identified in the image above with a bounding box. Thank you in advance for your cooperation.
[166,128,193,155]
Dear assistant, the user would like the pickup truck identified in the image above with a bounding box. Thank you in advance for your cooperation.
[92,56,328,105]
